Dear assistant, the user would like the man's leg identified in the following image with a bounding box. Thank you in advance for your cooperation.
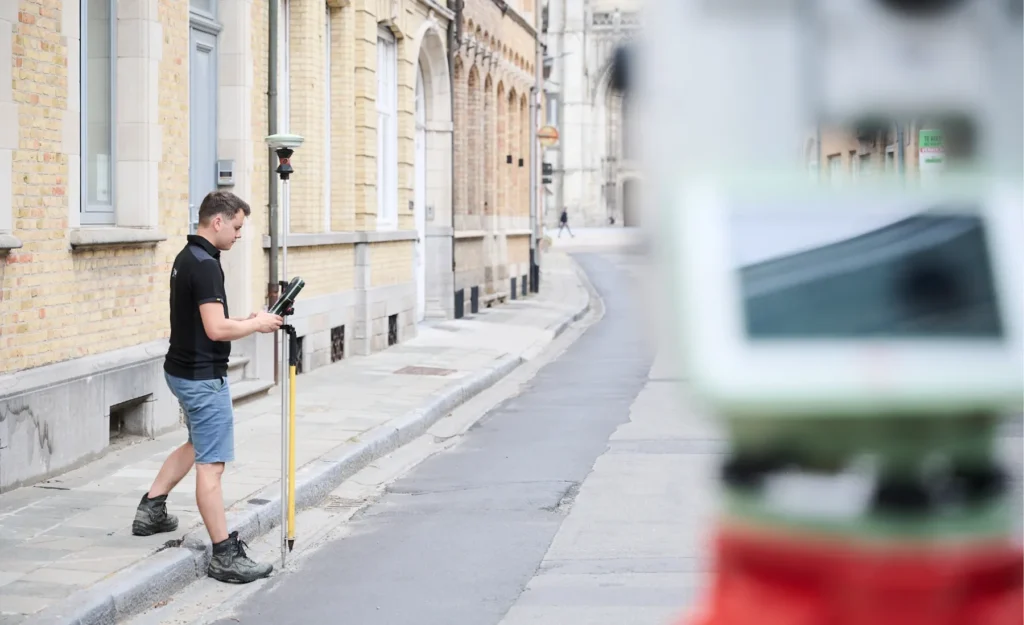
[147,442,195,498]
[192,377,273,583]
[133,388,192,536]
[196,462,228,543]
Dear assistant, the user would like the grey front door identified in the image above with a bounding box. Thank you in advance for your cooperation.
[189,27,218,233]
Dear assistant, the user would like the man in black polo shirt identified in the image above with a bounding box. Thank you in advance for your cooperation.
[132,190,282,584]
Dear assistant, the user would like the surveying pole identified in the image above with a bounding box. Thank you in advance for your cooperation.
[265,133,304,568]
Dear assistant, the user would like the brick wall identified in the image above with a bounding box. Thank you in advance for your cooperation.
[284,245,355,297]
[508,235,529,264]
[248,0,421,306]
[370,240,412,286]
[453,0,537,227]
[330,4,357,233]
[286,0,326,235]
[1,0,187,375]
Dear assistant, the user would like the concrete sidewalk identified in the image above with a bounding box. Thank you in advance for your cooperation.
[0,252,591,625]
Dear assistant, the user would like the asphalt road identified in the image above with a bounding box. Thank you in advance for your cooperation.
[210,251,659,625]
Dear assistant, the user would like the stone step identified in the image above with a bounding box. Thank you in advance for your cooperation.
[230,378,275,405]
[227,356,250,384]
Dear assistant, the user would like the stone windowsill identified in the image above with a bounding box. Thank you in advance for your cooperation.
[0,233,23,252]
[454,230,487,240]
[260,230,418,249]
[70,227,168,249]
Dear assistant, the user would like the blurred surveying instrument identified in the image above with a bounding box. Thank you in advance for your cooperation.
[617,1,1024,624]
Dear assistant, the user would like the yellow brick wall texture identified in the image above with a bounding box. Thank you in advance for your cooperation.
[508,235,529,265]
[285,245,355,297]
[454,2,536,225]
[330,4,357,233]
[1,0,188,375]
[370,240,413,287]
[249,0,425,304]
[454,238,484,287]
[816,125,922,181]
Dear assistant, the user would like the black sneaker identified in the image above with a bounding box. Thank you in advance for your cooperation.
[132,493,179,536]
[208,531,273,584]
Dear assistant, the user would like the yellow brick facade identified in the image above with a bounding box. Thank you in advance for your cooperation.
[809,123,928,183]
[370,240,413,287]
[0,0,541,489]
[451,0,538,310]
[0,0,187,375]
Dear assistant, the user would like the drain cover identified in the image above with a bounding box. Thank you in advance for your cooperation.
[394,365,457,376]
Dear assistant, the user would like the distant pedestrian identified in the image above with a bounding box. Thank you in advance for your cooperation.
[558,209,575,238]
[132,190,282,584]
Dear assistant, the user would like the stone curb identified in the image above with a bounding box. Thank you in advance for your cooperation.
[24,260,593,625]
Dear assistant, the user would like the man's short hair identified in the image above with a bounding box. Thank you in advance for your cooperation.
[198,190,251,226]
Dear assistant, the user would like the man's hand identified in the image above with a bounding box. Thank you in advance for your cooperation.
[252,311,284,334]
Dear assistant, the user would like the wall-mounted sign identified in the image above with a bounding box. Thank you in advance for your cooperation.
[918,129,944,179]
[538,126,559,148]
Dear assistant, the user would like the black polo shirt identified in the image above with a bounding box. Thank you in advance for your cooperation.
[164,235,231,380]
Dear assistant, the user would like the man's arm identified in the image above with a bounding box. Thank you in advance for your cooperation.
[192,263,269,341]
[200,304,260,342]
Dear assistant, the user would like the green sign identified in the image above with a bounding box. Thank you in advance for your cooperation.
[919,129,943,149]
[918,129,945,176]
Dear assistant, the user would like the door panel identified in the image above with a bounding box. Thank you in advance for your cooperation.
[189,28,218,233]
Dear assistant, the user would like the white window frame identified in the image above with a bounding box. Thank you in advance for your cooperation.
[80,0,117,225]
[324,7,331,232]
[376,27,397,230]
[69,0,162,237]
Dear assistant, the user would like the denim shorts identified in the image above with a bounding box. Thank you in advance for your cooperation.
[164,372,235,464]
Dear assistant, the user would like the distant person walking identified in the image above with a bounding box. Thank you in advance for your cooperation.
[558,209,575,238]
[132,190,282,584]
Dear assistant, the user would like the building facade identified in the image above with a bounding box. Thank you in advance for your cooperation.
[450,0,539,313]
[0,0,501,492]
[541,0,638,229]
[806,122,939,184]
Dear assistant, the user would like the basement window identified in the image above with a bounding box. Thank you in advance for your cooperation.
[331,325,345,362]
[388,314,398,346]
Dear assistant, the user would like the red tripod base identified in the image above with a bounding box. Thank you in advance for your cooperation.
[681,528,1024,625]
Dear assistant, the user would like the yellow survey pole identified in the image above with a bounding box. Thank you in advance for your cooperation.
[265,132,305,567]
[287,359,297,551]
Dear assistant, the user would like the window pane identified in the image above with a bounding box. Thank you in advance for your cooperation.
[86,0,112,207]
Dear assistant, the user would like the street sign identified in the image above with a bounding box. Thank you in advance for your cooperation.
[538,126,559,148]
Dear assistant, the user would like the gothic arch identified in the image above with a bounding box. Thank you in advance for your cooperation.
[496,81,507,218]
[519,93,528,220]
[467,65,482,215]
[484,74,495,216]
